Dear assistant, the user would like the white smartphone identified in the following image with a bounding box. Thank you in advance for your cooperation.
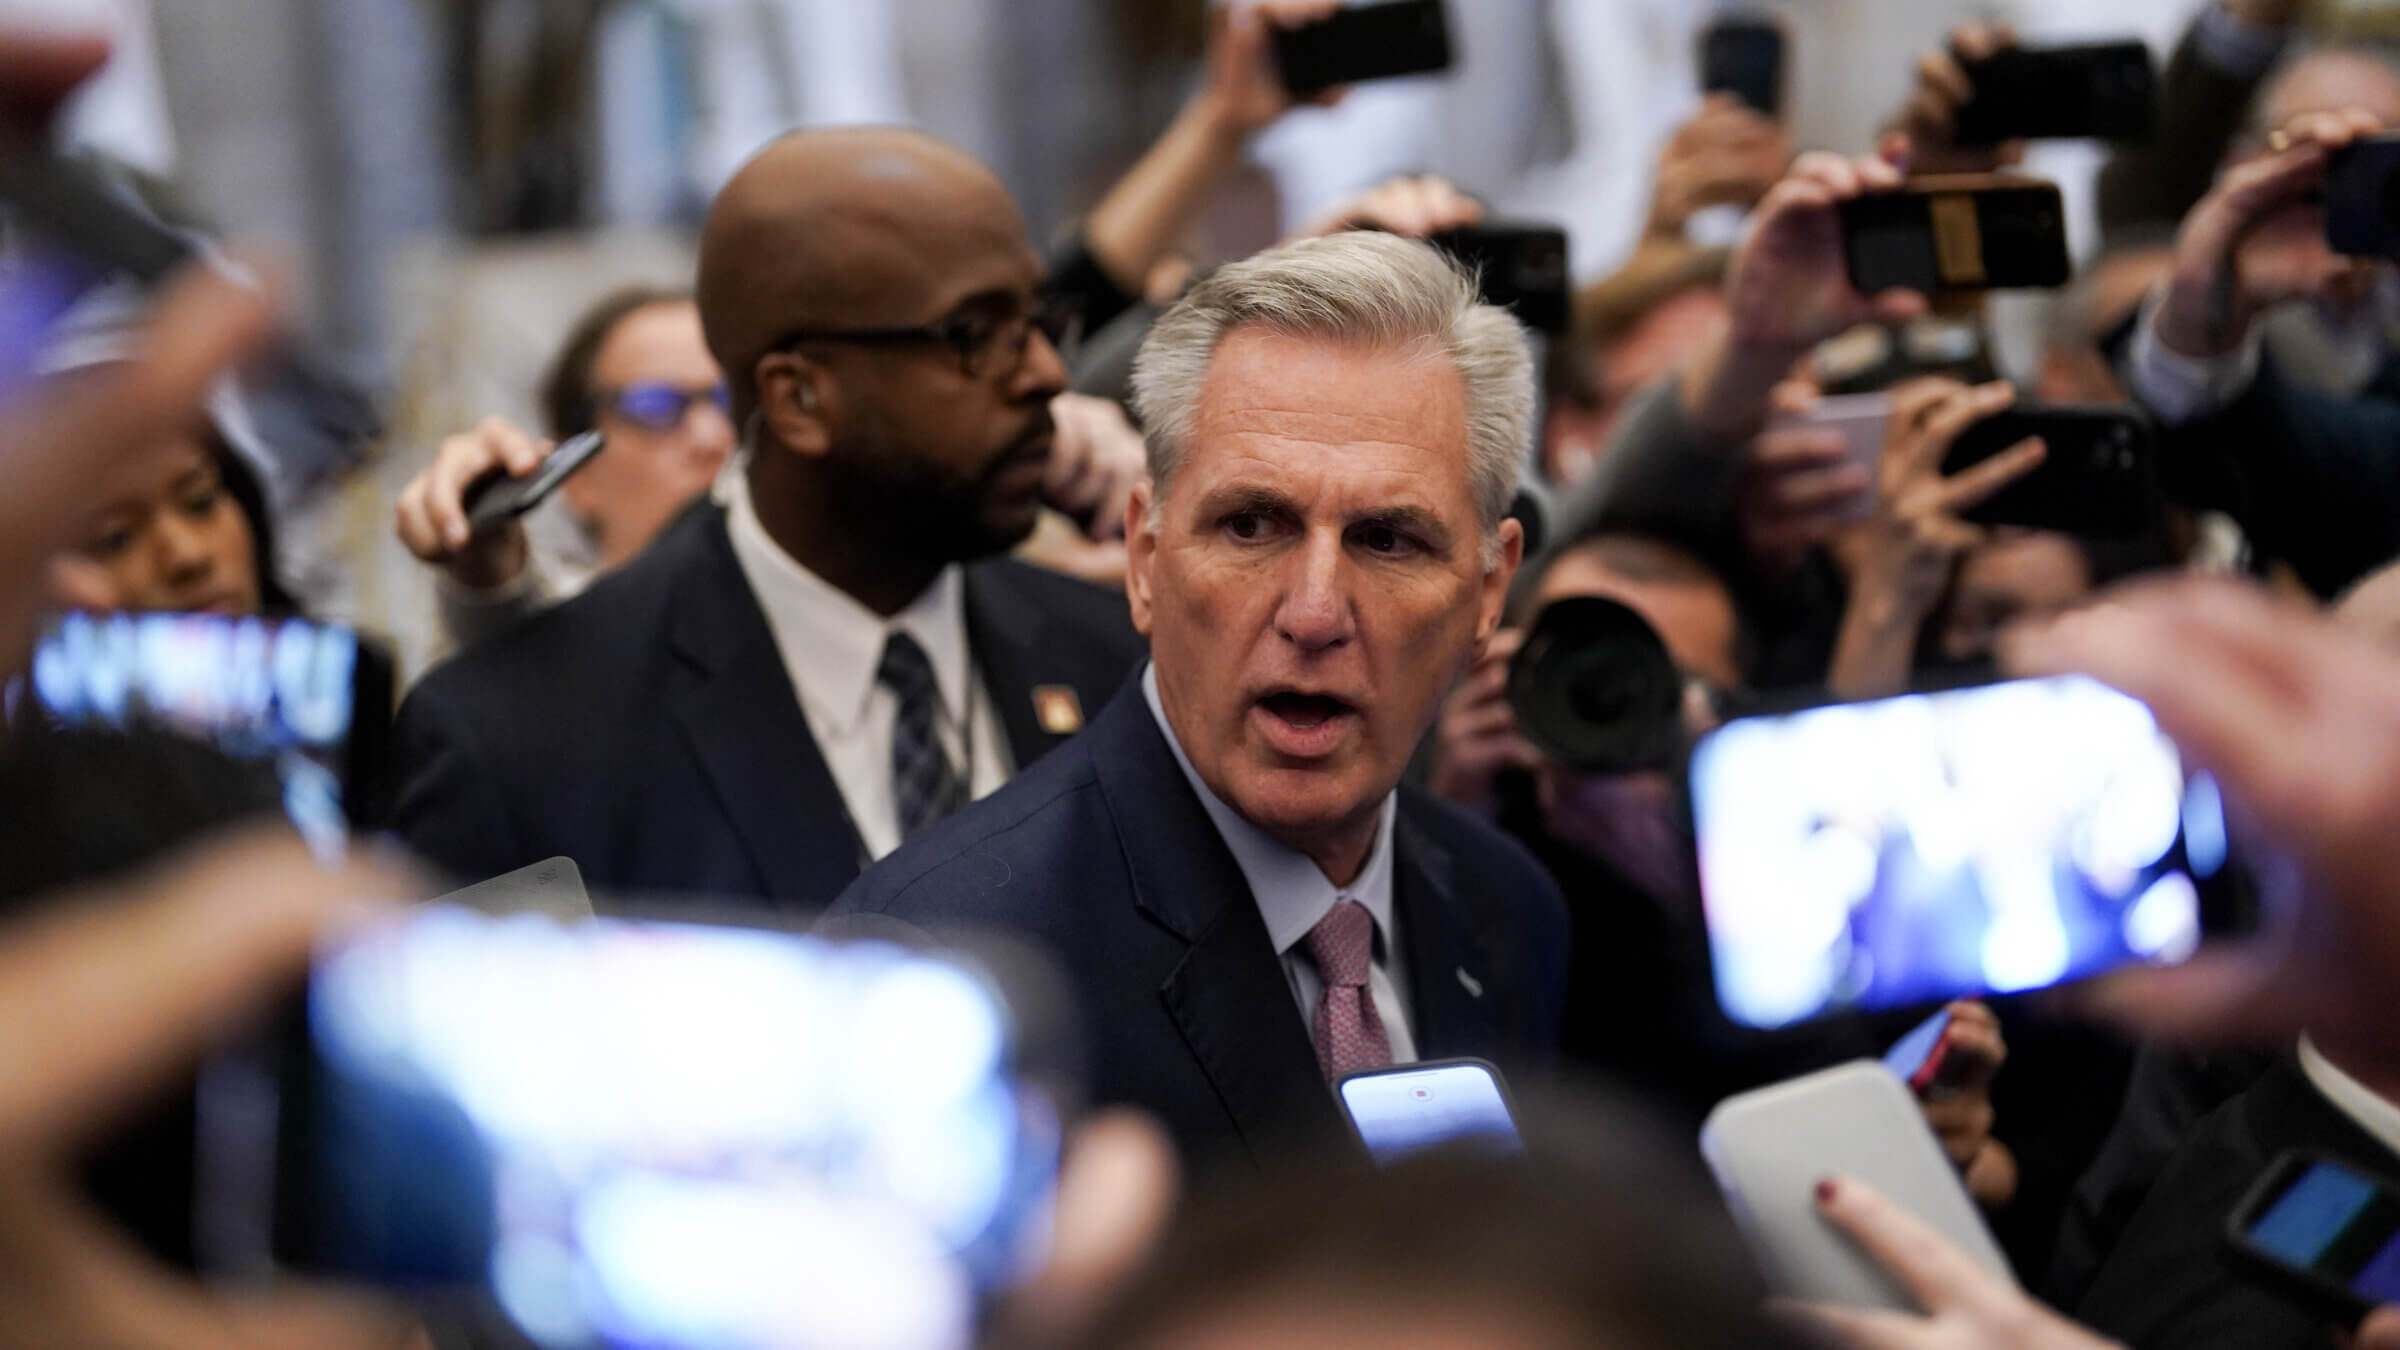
[1700,1061,2012,1310]
[1337,1058,1523,1165]
[1690,674,2232,1030]
[432,856,593,920]
[1766,390,1891,523]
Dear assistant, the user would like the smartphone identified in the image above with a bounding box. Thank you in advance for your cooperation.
[462,430,604,536]
[1768,390,1892,523]
[1839,177,2072,295]
[1953,42,2157,145]
[1338,1058,1522,1164]
[1691,674,2236,1030]
[203,905,1067,1349]
[1271,0,1455,97]
[1701,1061,2014,1309]
[21,610,394,846]
[1699,14,1786,117]
[2227,1151,2400,1324]
[1943,404,2157,536]
[2325,135,2400,258]
[1880,1009,1954,1092]
[1426,223,1570,333]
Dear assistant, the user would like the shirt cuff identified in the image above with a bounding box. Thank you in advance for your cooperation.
[2194,3,2289,81]
[2124,292,2263,426]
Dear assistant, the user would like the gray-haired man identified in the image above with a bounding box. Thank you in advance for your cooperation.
[828,231,1569,1174]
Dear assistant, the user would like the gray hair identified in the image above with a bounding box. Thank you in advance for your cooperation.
[1129,231,1534,559]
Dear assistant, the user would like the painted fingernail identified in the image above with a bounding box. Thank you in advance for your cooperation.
[1815,1178,1840,1205]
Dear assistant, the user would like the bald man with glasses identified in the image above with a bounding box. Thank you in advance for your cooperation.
[389,128,1146,911]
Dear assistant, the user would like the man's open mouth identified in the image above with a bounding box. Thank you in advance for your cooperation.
[1258,691,1358,729]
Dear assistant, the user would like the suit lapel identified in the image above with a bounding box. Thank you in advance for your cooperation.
[1393,799,1505,1058]
[1088,684,1346,1164]
[964,564,1067,767]
[666,511,864,910]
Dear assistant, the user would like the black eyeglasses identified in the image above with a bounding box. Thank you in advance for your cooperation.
[769,289,1083,380]
[597,382,733,432]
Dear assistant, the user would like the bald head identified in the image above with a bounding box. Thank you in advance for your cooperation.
[696,127,1035,423]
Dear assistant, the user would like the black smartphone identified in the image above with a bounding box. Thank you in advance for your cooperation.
[1943,404,2157,536]
[461,430,605,535]
[207,907,1072,1346]
[1690,674,2238,1029]
[1338,1058,1523,1165]
[1426,223,1570,333]
[2226,1151,2400,1325]
[1953,42,2156,144]
[2325,135,2400,258]
[1839,177,2072,294]
[1699,15,1786,117]
[1271,0,1455,97]
[21,609,395,841]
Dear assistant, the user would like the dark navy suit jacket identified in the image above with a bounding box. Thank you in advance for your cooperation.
[826,675,1572,1175]
[389,504,1146,911]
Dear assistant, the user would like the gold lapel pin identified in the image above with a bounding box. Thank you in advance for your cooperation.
[1032,685,1084,735]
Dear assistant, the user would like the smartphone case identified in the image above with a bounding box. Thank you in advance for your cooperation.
[1700,1061,2013,1310]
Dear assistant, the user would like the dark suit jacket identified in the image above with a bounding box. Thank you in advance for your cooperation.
[390,505,1146,911]
[826,676,1572,1176]
[2072,1058,2398,1350]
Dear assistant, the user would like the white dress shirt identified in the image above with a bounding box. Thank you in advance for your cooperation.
[723,474,1010,861]
[2299,1034,2400,1160]
[1141,665,1417,1063]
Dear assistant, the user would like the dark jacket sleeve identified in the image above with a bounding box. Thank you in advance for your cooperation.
[1552,375,1750,554]
[2157,363,2400,597]
[2095,17,2273,243]
[389,684,532,886]
[1045,231,1141,343]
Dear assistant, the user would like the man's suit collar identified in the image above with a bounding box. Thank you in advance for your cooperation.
[663,507,866,909]
[1083,678,1347,1162]
[1390,796,1505,1057]
[962,564,1084,768]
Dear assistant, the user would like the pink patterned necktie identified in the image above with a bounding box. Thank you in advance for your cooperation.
[1303,898,1393,1081]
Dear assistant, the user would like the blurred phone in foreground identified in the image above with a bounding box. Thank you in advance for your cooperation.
[1270,0,1454,96]
[201,906,1067,1350]
[1338,1059,1522,1164]
[1691,675,2236,1030]
[1702,1062,2012,1309]
[462,430,604,536]
[1879,1009,1954,1092]
[1945,404,2157,536]
[18,610,393,850]
[2228,1151,2400,1323]
[1952,42,2156,145]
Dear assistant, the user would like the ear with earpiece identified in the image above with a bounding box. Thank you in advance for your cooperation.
[755,352,831,456]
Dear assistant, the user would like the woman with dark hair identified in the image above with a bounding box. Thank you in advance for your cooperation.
[46,415,296,617]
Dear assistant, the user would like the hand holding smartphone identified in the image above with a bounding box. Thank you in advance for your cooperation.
[460,429,604,536]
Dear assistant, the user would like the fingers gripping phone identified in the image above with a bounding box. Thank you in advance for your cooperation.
[1691,674,2238,1030]
[461,430,605,536]
[1271,0,1455,97]
[1701,1062,2013,1309]
[1840,177,2072,295]
[1943,404,2157,536]
[2228,1151,2400,1324]
[1338,1058,1523,1164]
[203,906,1069,1350]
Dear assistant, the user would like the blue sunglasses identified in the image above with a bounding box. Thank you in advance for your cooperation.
[598,382,732,432]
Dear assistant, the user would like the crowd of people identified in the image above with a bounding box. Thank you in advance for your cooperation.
[22,0,2400,1347]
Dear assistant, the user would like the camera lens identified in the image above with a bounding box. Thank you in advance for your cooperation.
[1506,596,1688,775]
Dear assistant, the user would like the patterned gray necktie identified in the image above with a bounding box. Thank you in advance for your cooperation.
[876,631,968,841]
